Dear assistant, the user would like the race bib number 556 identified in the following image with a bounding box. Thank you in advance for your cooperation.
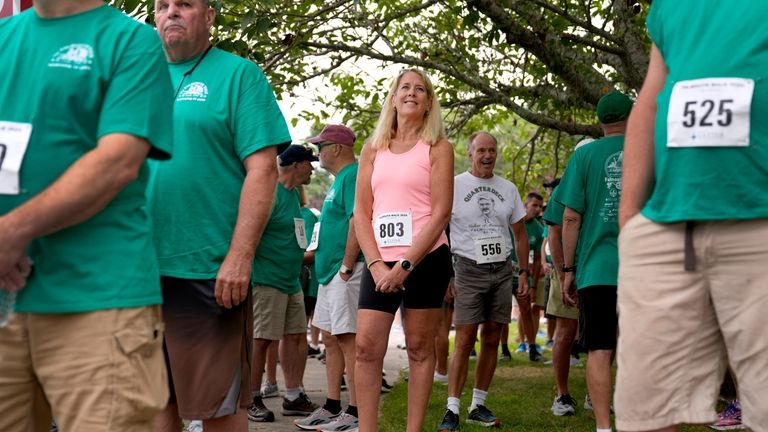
[667,78,754,148]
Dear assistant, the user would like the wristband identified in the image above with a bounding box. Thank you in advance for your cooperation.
[518,268,529,276]
[366,258,383,269]
[562,265,576,273]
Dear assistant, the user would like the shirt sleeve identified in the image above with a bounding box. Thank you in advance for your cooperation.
[341,168,357,220]
[508,183,526,225]
[555,152,587,214]
[543,188,565,226]
[232,61,292,161]
[98,24,174,160]
[646,0,663,51]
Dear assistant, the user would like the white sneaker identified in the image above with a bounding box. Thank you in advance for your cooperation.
[433,372,448,384]
[261,379,279,398]
[551,394,576,416]
[185,420,203,432]
[318,412,359,431]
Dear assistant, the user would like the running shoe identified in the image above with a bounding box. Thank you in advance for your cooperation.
[185,420,203,432]
[261,380,279,399]
[514,342,528,353]
[308,345,322,357]
[247,396,275,422]
[467,405,501,427]
[710,399,746,430]
[281,393,319,416]
[318,412,359,431]
[433,372,449,384]
[381,377,393,393]
[551,394,577,416]
[437,409,459,432]
[293,406,340,430]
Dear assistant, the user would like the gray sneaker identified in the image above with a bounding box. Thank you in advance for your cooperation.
[281,392,320,416]
[318,412,359,431]
[247,397,275,422]
[551,394,576,416]
[467,405,501,427]
[293,406,340,430]
[260,380,279,398]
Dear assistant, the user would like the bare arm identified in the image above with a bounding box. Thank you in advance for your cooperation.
[619,44,668,229]
[215,146,278,308]
[339,217,361,281]
[510,219,529,297]
[547,224,565,280]
[0,133,151,291]
[561,207,582,306]
[353,143,382,274]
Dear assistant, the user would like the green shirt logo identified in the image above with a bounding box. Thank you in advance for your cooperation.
[49,44,93,71]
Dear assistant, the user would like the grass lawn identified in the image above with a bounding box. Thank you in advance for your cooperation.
[378,338,715,431]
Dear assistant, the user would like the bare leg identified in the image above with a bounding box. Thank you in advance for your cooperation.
[586,349,614,430]
[403,308,442,432]
[356,310,394,432]
[265,340,278,386]
[323,332,344,400]
[552,318,577,395]
[337,333,358,406]
[517,295,537,348]
[154,403,182,432]
[434,306,453,376]
[280,333,307,390]
[474,321,502,391]
[448,323,480,398]
[251,338,273,394]
[202,410,247,432]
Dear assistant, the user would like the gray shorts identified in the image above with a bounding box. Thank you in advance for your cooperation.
[453,255,515,325]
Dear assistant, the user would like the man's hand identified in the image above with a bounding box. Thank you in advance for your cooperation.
[562,272,578,307]
[215,252,252,308]
[339,270,351,282]
[515,274,529,298]
[0,256,32,293]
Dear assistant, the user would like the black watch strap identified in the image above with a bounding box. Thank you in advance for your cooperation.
[562,265,576,273]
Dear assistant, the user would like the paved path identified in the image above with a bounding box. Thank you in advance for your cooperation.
[248,325,410,432]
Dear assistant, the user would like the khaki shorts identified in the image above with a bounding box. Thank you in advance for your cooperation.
[314,262,363,335]
[532,276,547,307]
[453,255,515,325]
[0,306,167,432]
[253,285,307,340]
[545,271,579,320]
[615,214,768,432]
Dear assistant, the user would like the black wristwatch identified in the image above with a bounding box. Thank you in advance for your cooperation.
[518,268,529,276]
[339,264,353,275]
[399,258,413,272]
[562,265,577,273]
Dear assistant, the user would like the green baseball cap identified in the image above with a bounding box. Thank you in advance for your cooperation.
[596,91,633,124]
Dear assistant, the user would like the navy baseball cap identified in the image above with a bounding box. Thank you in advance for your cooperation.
[279,145,319,166]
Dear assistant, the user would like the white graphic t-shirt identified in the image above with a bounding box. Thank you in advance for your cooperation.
[450,172,526,263]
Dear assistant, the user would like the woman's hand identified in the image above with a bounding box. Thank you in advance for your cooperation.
[372,262,408,293]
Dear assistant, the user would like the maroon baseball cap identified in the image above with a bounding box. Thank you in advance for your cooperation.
[307,124,356,147]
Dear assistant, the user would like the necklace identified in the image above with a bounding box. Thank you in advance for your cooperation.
[174,44,213,99]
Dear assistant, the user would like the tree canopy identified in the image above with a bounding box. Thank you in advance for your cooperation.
[118,0,652,188]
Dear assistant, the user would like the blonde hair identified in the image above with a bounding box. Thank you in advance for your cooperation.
[368,68,445,150]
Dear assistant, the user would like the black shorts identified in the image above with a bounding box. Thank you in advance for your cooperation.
[304,295,317,317]
[359,244,452,314]
[161,277,252,418]
[578,285,618,351]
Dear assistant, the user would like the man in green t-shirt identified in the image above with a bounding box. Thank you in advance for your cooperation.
[0,1,173,430]
[558,91,632,432]
[616,2,768,430]
[249,145,320,422]
[150,1,291,431]
[295,125,363,431]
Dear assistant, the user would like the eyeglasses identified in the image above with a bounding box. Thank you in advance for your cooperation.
[317,142,337,151]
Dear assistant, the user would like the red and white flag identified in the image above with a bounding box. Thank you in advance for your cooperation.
[0,0,33,18]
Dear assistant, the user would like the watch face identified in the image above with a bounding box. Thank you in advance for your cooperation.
[401,260,412,271]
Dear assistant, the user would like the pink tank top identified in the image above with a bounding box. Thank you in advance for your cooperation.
[370,140,449,261]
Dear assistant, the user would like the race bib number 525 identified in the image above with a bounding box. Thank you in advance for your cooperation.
[667,78,753,148]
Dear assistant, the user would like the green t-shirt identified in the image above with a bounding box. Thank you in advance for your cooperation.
[148,47,291,279]
[543,188,565,227]
[643,0,768,222]
[315,162,362,285]
[251,184,304,294]
[0,6,173,313]
[301,207,320,298]
[556,136,623,289]
[510,217,543,263]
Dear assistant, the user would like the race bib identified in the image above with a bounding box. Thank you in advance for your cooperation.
[294,218,307,249]
[374,211,413,247]
[306,223,320,251]
[473,235,506,264]
[0,121,33,195]
[668,78,753,147]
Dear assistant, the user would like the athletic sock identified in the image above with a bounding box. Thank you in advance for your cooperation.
[596,428,613,432]
[470,388,488,411]
[345,405,358,417]
[286,387,301,401]
[324,398,342,414]
[434,372,448,381]
[447,396,461,415]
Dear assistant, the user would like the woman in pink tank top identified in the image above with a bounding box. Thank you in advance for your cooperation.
[353,68,454,432]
